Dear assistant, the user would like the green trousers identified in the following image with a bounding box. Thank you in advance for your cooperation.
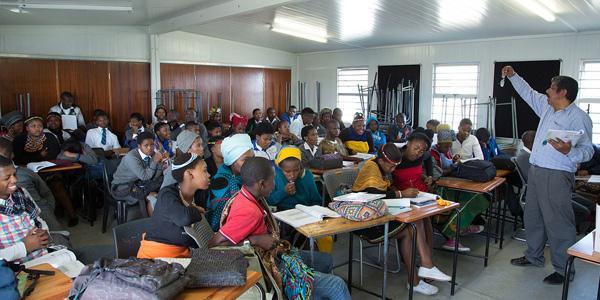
[435,188,490,238]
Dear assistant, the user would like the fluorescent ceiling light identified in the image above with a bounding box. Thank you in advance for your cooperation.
[516,0,556,22]
[438,0,487,28]
[271,10,328,43]
[340,0,380,41]
[0,2,132,12]
[271,26,327,43]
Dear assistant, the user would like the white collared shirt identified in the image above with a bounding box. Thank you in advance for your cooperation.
[303,142,318,157]
[85,127,121,151]
[451,134,484,162]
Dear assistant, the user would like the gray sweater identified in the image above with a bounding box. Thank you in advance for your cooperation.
[112,149,163,190]
[56,142,99,166]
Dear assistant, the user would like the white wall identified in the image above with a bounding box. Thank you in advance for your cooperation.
[297,31,600,127]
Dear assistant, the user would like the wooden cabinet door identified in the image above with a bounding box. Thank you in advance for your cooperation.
[109,62,151,137]
[0,58,58,118]
[231,67,264,118]
[264,68,291,116]
[195,65,231,122]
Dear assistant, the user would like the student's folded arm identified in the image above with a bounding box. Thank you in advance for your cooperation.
[208,232,234,248]
[125,156,159,181]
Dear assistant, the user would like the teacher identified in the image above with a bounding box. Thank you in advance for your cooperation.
[503,66,594,284]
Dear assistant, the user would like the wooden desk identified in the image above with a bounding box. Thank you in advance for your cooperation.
[25,264,72,300]
[177,270,262,300]
[496,169,512,178]
[114,147,129,156]
[563,231,600,300]
[310,164,358,177]
[38,162,83,173]
[395,202,459,223]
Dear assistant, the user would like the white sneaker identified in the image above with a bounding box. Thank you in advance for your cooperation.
[418,266,452,282]
[407,280,439,296]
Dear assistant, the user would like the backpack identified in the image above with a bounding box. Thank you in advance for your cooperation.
[0,260,18,300]
[277,250,315,300]
[453,160,496,182]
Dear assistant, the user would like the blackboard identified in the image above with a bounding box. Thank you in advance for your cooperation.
[493,60,561,138]
[378,65,421,127]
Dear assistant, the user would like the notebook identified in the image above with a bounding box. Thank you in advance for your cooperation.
[545,129,584,146]
[273,204,340,228]
[26,161,56,173]
[24,249,84,278]
[404,192,439,207]
[382,198,412,214]
[332,192,386,203]
[350,153,376,161]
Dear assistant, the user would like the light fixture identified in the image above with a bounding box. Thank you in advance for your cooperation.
[8,6,28,13]
[270,9,328,43]
[339,0,380,41]
[0,2,133,12]
[516,0,556,22]
[438,0,487,28]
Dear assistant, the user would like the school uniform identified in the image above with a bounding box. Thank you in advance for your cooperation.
[123,126,146,149]
[111,148,163,205]
[85,127,121,151]
[252,140,281,161]
[49,103,85,127]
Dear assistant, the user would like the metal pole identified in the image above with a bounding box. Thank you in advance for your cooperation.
[27,93,31,116]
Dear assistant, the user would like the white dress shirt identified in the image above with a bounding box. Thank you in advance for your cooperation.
[290,118,305,138]
[85,127,121,151]
[451,134,484,162]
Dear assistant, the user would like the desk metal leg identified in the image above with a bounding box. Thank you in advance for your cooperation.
[494,190,500,245]
[348,233,354,292]
[451,209,461,295]
[408,223,417,300]
[562,256,575,300]
[381,222,389,300]
[309,238,315,266]
[499,200,508,249]
[485,205,492,267]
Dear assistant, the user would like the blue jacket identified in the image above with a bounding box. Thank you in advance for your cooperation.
[267,167,320,211]
[366,116,387,150]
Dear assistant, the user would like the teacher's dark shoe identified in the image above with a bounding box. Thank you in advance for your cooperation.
[510,256,534,267]
[543,272,565,285]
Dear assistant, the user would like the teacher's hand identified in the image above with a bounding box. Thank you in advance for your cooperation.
[502,66,516,78]
[548,137,571,155]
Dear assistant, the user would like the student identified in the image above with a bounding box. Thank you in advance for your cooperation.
[430,128,459,177]
[44,112,71,145]
[0,156,51,262]
[388,113,412,143]
[206,120,222,137]
[0,111,24,143]
[577,143,600,176]
[265,107,280,128]
[340,114,374,154]
[123,113,147,149]
[290,107,315,138]
[209,157,351,300]
[154,122,175,158]
[58,131,99,167]
[206,134,254,231]
[393,132,433,192]
[426,119,440,144]
[49,91,85,128]
[153,105,168,125]
[451,118,484,162]
[352,143,450,295]
[268,147,320,211]
[221,121,232,137]
[205,135,225,177]
[366,116,387,150]
[85,109,106,131]
[85,110,121,151]
[332,108,345,130]
[252,122,280,162]
[475,127,502,161]
[111,132,165,208]
[13,117,61,166]
[246,108,264,136]
[317,108,332,137]
[137,153,209,259]
[274,120,300,146]
[319,119,348,156]
[279,105,298,124]
[161,130,205,189]
[230,113,248,135]
[167,110,182,139]
[299,125,323,169]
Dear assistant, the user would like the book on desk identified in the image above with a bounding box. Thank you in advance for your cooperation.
[273,204,341,228]
[26,161,57,173]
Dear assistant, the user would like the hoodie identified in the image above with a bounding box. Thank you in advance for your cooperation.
[366,116,387,150]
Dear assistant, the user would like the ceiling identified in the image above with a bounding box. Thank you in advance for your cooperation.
[1,0,600,53]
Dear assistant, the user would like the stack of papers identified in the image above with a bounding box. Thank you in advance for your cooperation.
[332,192,386,203]
[546,129,584,146]
[382,198,412,214]
[350,153,376,161]
[273,205,340,228]
[404,192,439,207]
[24,249,84,278]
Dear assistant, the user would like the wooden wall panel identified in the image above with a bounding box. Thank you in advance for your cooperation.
[160,63,196,121]
[264,68,291,117]
[195,65,231,122]
[231,67,264,118]
[109,62,151,138]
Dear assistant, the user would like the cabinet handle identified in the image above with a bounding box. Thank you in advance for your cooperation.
[26,93,31,117]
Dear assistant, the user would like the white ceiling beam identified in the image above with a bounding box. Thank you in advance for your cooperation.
[149,0,301,34]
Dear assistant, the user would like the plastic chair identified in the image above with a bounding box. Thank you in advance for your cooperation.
[112,217,151,259]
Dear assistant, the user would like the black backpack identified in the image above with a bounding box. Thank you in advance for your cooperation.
[453,160,496,182]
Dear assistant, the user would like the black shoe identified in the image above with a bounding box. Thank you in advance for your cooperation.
[543,272,565,285]
[511,256,534,266]
[68,216,79,227]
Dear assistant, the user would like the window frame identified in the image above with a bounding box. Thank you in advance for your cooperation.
[577,59,600,144]
[336,66,369,124]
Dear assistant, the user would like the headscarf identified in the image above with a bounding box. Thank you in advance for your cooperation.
[176,130,200,153]
[437,129,453,144]
[221,134,252,166]
[230,113,248,129]
[352,159,391,192]
[275,146,302,166]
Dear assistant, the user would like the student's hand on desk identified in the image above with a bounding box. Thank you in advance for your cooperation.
[24,228,49,253]
[401,188,419,198]
[548,138,571,155]
[502,65,516,78]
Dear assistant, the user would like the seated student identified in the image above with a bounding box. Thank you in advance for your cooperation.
[0,111,24,143]
[58,130,99,167]
[279,105,298,125]
[85,110,121,151]
[475,127,502,161]
[332,108,346,130]
[246,108,264,136]
[290,107,315,138]
[299,125,324,169]
[340,114,374,154]
[0,140,62,231]
[352,143,450,295]
[317,108,333,137]
[209,157,351,300]
[221,120,232,137]
[205,136,225,176]
[426,119,440,145]
[0,156,51,262]
[84,109,104,131]
[230,113,248,135]
[274,120,300,146]
[123,113,148,149]
[206,134,254,231]
[319,119,348,156]
[44,112,71,145]
[252,122,280,162]
[393,132,434,193]
[206,120,222,137]
[161,130,204,189]
[137,153,209,259]
[265,107,280,129]
[154,122,175,158]
[430,128,459,177]
[388,113,412,143]
[49,91,85,128]
[451,118,483,162]
[366,116,387,150]
[112,132,165,207]
[515,130,536,181]
[153,105,168,126]
[167,110,182,139]
[577,143,600,176]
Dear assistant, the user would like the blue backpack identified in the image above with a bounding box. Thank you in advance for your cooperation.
[0,260,19,300]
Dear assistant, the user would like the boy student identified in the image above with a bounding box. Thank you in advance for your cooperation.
[279,105,298,124]
[265,107,280,128]
[388,113,412,143]
[246,108,264,136]
[205,120,222,137]
[0,111,24,143]
[161,130,205,189]
[290,107,315,138]
[209,157,351,300]
[167,110,182,138]
[153,105,168,126]
[426,119,440,144]
[317,108,333,137]
[451,118,484,162]
[85,110,121,151]
[44,112,71,145]
[49,91,85,128]
[154,122,175,158]
[124,113,147,149]
[252,122,281,162]
[205,135,225,176]
[319,119,348,156]
[475,127,502,161]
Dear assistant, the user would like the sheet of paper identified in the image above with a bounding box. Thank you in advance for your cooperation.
[295,204,340,219]
[587,175,600,183]
[403,192,439,203]
[546,129,584,146]
[273,209,322,228]
[342,161,354,168]
[595,205,600,252]
[26,161,56,173]
[61,115,77,130]
[350,153,376,161]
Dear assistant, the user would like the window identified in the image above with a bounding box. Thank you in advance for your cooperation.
[431,64,480,131]
[337,67,369,124]
[578,60,600,144]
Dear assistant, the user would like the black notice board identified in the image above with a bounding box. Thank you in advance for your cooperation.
[493,60,561,138]
[378,65,421,127]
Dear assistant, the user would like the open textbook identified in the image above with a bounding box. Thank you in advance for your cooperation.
[26,161,56,173]
[546,129,584,146]
[273,204,341,228]
[24,249,84,278]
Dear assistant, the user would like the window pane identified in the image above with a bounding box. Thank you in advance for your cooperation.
[578,101,600,143]
[337,67,368,124]
[431,64,479,130]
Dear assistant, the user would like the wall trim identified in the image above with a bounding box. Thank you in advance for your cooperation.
[159,60,293,70]
[0,53,149,63]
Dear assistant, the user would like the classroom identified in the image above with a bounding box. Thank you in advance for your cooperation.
[0,1,599,299]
